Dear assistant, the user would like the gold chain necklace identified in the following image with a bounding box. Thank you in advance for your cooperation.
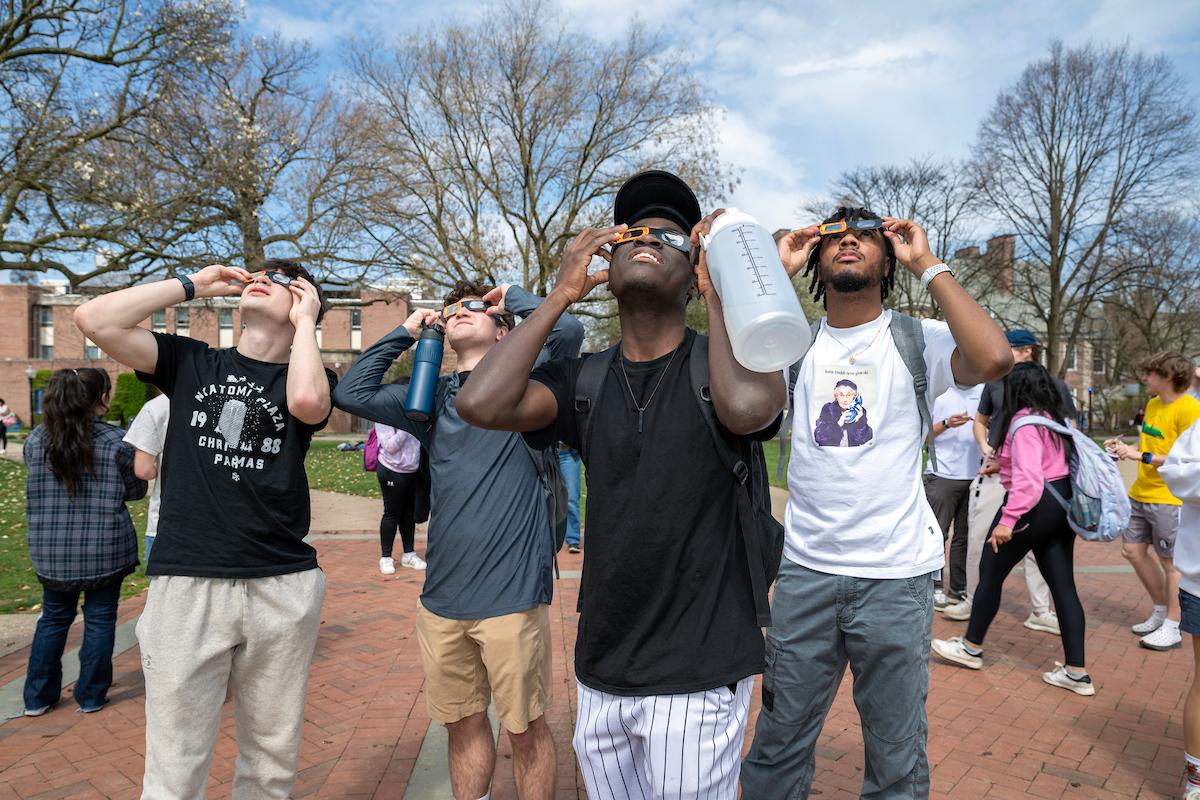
[821,314,890,365]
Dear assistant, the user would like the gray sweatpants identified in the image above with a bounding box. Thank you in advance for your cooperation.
[136,569,325,800]
[742,558,935,800]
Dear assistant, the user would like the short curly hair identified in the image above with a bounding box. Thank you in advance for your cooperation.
[444,279,514,329]
[1137,351,1195,393]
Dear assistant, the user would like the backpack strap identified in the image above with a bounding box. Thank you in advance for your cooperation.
[888,314,937,472]
[786,319,823,409]
[689,335,773,627]
[573,345,618,464]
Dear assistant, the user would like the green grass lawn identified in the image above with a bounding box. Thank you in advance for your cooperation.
[305,439,381,497]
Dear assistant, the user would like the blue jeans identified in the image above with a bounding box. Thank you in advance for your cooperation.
[23,580,122,712]
[558,448,582,546]
[742,559,936,799]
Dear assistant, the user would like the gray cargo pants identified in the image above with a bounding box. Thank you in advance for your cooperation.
[742,558,935,800]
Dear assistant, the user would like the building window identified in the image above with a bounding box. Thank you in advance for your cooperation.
[37,306,53,359]
[152,310,167,332]
[1091,345,1104,375]
[351,308,362,350]
[175,307,190,337]
[1064,344,1077,372]
[219,308,234,348]
[315,323,323,348]
[84,338,100,360]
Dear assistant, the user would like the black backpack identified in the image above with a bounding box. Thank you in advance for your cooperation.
[572,334,784,627]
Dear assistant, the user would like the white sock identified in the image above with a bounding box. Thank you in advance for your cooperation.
[477,793,491,800]
[1153,604,1168,618]
[1065,665,1088,679]
[1163,618,1181,632]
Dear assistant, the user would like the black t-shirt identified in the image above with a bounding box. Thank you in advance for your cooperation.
[527,330,768,696]
[978,375,1077,450]
[142,332,336,577]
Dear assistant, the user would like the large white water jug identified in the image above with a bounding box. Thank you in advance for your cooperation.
[700,209,810,372]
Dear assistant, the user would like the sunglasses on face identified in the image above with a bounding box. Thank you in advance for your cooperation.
[612,226,692,255]
[441,299,493,319]
[818,218,885,237]
[243,271,296,287]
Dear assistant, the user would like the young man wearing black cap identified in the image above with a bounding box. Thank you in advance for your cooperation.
[457,170,787,798]
[941,329,1076,631]
[739,208,1011,799]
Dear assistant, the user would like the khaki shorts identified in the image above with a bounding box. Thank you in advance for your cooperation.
[415,601,551,733]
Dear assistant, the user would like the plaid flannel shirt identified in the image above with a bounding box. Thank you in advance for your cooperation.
[24,422,148,586]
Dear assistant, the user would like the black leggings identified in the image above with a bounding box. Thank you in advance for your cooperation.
[0,424,6,450]
[966,477,1087,667]
[377,464,417,558]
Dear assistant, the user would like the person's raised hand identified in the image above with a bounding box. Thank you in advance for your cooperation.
[777,225,821,279]
[552,225,626,304]
[288,277,323,328]
[946,412,972,428]
[882,218,935,273]
[690,208,726,298]
[192,264,251,298]
[402,308,441,339]
[482,284,512,319]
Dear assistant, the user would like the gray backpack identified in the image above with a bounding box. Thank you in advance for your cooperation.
[788,314,939,471]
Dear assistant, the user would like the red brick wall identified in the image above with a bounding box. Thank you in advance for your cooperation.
[0,285,37,359]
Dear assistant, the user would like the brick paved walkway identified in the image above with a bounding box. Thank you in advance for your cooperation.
[0,530,1192,798]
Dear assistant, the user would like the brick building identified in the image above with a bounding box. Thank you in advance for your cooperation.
[0,281,414,434]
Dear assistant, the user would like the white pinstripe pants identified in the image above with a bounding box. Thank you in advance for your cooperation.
[573,676,754,800]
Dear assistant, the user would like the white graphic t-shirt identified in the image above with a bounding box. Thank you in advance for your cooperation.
[786,311,959,578]
[926,384,984,481]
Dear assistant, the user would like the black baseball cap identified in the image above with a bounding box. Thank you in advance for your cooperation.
[614,170,702,235]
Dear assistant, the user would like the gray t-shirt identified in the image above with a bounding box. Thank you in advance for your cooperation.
[331,285,583,621]
[420,374,552,619]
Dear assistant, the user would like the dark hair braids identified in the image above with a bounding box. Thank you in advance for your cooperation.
[42,368,111,499]
[802,207,897,308]
[997,362,1066,451]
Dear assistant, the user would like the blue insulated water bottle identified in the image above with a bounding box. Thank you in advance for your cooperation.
[405,325,445,421]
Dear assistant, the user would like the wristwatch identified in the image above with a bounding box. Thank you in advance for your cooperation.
[1141,451,1154,465]
[920,262,954,290]
[175,274,195,301]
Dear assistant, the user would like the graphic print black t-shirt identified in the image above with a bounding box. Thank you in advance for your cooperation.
[143,332,336,577]
[526,330,770,696]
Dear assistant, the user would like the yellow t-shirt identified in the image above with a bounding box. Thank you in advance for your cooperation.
[1130,394,1200,505]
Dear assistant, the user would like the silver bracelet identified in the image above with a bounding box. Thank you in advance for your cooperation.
[920,262,953,290]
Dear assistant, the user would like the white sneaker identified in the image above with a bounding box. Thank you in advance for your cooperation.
[1140,624,1182,651]
[1132,613,1166,635]
[1184,783,1200,800]
[401,552,427,571]
[379,557,396,575]
[1042,663,1095,696]
[933,589,948,610]
[1024,611,1061,635]
[942,600,972,621]
[931,637,983,670]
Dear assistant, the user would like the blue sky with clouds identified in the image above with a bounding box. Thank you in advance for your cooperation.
[244,0,1200,234]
